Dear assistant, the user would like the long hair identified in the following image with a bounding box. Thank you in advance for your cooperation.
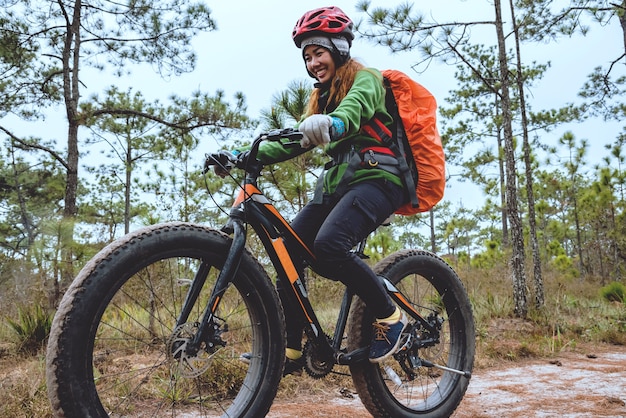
[305,59,368,116]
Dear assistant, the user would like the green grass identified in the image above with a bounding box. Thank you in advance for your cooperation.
[459,261,626,366]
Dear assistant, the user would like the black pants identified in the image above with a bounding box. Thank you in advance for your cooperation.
[277,178,406,350]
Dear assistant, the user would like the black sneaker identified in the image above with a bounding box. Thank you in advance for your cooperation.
[239,353,304,376]
[368,311,408,363]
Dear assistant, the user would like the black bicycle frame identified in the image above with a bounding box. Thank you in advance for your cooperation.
[186,133,437,363]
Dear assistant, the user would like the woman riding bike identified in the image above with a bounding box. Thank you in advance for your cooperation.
[223,6,410,374]
[46,7,474,418]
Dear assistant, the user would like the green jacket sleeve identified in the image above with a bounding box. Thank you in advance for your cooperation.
[251,68,401,195]
[255,138,309,164]
[327,68,389,142]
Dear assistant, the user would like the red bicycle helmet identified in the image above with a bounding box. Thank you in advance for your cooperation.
[292,6,354,48]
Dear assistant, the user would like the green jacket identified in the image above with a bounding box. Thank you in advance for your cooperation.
[257,68,403,195]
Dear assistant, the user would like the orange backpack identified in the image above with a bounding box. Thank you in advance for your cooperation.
[363,69,446,215]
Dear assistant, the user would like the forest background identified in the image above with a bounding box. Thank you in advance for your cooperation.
[0,0,625,414]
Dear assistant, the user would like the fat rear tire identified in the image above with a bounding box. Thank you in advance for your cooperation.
[348,249,475,417]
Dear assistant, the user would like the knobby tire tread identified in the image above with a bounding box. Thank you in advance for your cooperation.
[46,222,285,418]
[348,249,475,418]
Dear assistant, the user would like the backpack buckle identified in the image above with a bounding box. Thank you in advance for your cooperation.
[366,149,379,167]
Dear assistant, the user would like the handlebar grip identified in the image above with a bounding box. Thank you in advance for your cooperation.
[263,128,303,141]
[204,129,304,174]
[204,151,235,173]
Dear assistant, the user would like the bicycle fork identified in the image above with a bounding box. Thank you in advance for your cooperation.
[175,218,247,356]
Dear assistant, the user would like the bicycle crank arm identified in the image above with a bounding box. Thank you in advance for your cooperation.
[336,347,369,365]
[419,358,472,378]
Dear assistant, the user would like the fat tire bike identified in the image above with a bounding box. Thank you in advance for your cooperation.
[46,129,475,417]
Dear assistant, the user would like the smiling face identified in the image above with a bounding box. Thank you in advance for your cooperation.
[303,45,337,84]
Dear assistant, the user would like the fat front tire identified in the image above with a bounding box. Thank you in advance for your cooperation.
[46,222,285,418]
[348,249,475,418]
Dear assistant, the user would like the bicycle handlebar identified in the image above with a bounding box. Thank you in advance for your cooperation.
[204,128,304,175]
[259,127,304,142]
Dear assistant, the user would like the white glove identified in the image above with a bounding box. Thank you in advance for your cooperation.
[299,115,333,148]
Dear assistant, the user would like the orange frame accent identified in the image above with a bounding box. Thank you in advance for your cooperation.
[269,236,313,323]
[233,184,261,207]
[234,184,315,260]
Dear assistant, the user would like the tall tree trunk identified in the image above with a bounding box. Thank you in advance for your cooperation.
[497,122,509,247]
[59,0,82,294]
[510,0,544,308]
[9,146,36,246]
[495,0,528,318]
[615,0,626,54]
[573,196,585,276]
[125,141,132,234]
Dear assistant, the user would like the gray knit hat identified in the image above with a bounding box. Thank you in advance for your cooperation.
[300,35,350,58]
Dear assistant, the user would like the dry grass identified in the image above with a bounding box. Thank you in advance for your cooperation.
[1,261,624,416]
[0,353,52,418]
[458,260,626,368]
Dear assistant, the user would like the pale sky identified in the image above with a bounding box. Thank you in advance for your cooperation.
[11,1,625,211]
[177,1,623,208]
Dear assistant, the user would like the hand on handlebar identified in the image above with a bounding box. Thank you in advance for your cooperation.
[205,129,304,177]
[299,115,333,148]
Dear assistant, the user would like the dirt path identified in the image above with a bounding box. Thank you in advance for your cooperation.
[267,348,626,417]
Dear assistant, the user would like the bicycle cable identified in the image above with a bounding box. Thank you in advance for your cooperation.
[201,157,254,239]
[201,156,249,219]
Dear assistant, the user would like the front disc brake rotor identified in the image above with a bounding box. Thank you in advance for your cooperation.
[167,322,212,378]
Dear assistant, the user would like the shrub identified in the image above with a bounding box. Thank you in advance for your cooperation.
[6,304,53,354]
[599,282,626,303]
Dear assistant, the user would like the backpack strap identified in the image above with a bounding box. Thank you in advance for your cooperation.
[361,79,419,208]
[312,147,404,204]
[311,78,419,208]
[311,154,358,204]
[321,149,362,203]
